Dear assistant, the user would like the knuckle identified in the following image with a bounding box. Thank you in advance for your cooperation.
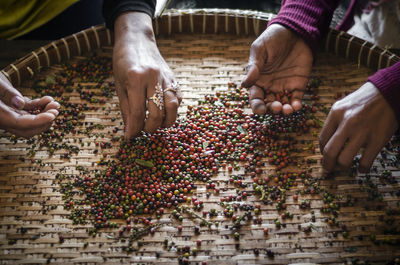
[344,117,356,128]
[330,101,341,113]
[126,66,161,83]
[250,41,262,51]
[147,112,163,124]
[177,95,183,103]
[327,103,345,123]
[125,68,142,83]
[145,66,160,76]
[322,146,334,161]
[42,95,54,103]
[126,67,141,76]
[337,155,352,169]
[322,146,329,158]
[166,98,179,111]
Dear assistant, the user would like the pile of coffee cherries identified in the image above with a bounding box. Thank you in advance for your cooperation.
[58,77,323,232]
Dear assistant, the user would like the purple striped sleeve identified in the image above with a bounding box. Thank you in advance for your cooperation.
[367,62,400,123]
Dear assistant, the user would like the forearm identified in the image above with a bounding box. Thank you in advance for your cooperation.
[367,62,400,123]
[269,0,341,52]
[103,0,156,30]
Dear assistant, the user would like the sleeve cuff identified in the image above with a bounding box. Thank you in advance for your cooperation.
[367,62,400,123]
[103,0,156,30]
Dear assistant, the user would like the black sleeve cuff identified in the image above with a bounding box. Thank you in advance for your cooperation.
[102,0,156,30]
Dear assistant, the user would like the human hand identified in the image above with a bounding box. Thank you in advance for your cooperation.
[113,12,182,139]
[319,82,398,173]
[242,24,313,115]
[0,73,60,138]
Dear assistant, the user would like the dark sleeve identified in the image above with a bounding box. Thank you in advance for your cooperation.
[367,62,400,124]
[268,0,341,52]
[102,0,156,30]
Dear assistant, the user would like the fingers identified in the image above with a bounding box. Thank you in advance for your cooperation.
[0,100,56,138]
[270,101,283,114]
[174,82,183,105]
[242,39,266,88]
[358,143,381,173]
[24,96,55,111]
[8,113,55,138]
[119,66,181,139]
[12,111,56,131]
[319,110,339,152]
[336,134,365,170]
[144,81,164,133]
[278,90,304,115]
[321,123,348,172]
[250,86,304,116]
[116,84,129,127]
[242,64,261,88]
[281,103,293,115]
[125,70,146,139]
[22,95,60,119]
[43,100,60,112]
[0,74,25,109]
[249,85,266,115]
[291,90,303,111]
[162,91,179,127]
[46,109,59,117]
[162,81,180,128]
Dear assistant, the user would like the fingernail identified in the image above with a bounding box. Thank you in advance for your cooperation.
[48,113,56,121]
[254,104,266,115]
[12,96,25,109]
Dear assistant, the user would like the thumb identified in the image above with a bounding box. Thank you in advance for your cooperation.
[0,74,25,110]
[242,64,260,88]
[241,40,266,88]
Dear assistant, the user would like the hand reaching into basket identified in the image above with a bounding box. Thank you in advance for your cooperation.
[113,12,182,139]
[319,82,398,173]
[242,24,313,115]
[0,73,60,138]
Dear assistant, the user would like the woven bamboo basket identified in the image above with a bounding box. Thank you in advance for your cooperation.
[0,9,399,265]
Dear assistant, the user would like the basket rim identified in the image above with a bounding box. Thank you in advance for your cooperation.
[1,8,399,87]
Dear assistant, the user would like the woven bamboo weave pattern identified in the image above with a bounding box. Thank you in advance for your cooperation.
[0,9,399,265]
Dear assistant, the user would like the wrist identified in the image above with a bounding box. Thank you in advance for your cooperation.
[114,11,155,46]
[367,63,400,124]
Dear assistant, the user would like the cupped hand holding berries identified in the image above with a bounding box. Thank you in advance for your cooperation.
[242,24,313,115]
[319,82,398,173]
[113,12,182,139]
[0,73,60,138]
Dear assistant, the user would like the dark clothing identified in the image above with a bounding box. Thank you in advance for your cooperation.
[102,0,156,30]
